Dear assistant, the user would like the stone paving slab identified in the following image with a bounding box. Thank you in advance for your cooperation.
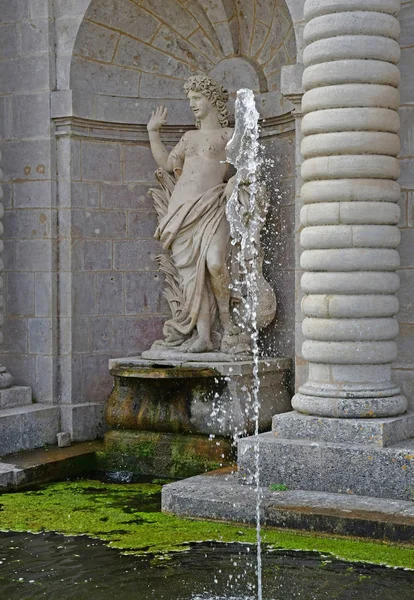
[162,470,414,544]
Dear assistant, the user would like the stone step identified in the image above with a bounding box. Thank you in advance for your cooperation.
[238,431,414,501]
[272,410,414,448]
[162,471,414,544]
[0,386,32,409]
[0,404,60,456]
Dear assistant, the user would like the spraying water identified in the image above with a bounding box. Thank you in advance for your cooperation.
[226,89,263,600]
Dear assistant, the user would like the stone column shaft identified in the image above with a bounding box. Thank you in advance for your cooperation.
[292,0,407,418]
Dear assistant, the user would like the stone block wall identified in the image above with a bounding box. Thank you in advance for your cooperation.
[261,131,296,358]
[54,121,296,414]
[0,0,57,404]
[56,131,170,409]
[2,0,413,447]
[395,0,414,410]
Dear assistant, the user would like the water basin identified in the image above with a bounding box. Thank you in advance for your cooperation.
[0,533,413,600]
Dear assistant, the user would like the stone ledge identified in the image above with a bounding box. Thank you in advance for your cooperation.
[0,404,60,456]
[0,441,103,491]
[162,471,414,543]
[106,357,292,437]
[272,411,414,447]
[0,386,32,409]
[238,432,414,500]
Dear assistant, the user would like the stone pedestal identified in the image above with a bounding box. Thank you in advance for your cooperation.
[103,356,292,479]
[238,412,414,500]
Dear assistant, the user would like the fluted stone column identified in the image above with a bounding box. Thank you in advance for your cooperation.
[292,0,407,418]
[0,151,13,391]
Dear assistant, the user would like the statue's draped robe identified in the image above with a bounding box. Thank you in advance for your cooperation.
[153,137,227,349]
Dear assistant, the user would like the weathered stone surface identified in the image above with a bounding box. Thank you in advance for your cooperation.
[57,432,71,448]
[28,318,53,354]
[102,429,232,480]
[101,183,152,210]
[74,20,119,62]
[14,181,53,209]
[113,240,161,271]
[124,271,167,315]
[0,386,31,409]
[82,142,122,182]
[0,404,59,456]
[238,432,414,501]
[0,462,24,489]
[162,471,414,542]
[60,403,105,442]
[0,440,102,490]
[272,411,414,447]
[107,358,292,436]
[20,19,50,55]
[72,272,95,316]
[72,209,126,239]
[71,58,141,97]
[6,272,34,316]
[0,56,50,94]
[96,273,124,316]
[83,240,112,271]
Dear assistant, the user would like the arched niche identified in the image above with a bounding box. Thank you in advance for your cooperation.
[70,0,297,122]
[57,0,299,406]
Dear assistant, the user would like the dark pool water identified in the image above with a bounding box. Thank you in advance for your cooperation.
[0,532,413,600]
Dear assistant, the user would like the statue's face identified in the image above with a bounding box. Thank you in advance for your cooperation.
[187,90,214,120]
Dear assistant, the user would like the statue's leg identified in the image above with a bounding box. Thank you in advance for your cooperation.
[186,290,213,353]
[207,223,233,334]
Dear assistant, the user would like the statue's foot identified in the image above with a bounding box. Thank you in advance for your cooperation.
[220,325,241,353]
[185,337,214,353]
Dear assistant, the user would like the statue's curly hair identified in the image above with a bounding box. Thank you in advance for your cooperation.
[184,75,230,128]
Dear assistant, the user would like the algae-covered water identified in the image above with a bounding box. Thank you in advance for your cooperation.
[0,480,413,599]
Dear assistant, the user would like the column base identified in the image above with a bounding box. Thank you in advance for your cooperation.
[292,392,407,418]
[238,411,414,500]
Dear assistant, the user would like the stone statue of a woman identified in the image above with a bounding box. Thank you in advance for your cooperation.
[145,75,237,354]
[144,75,276,358]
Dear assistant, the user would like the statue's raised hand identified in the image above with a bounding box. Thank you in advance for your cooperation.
[147,106,168,132]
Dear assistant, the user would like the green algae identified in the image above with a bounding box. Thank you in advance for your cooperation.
[0,479,413,570]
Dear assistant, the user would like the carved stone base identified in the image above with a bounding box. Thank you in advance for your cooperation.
[106,356,292,437]
[102,429,233,480]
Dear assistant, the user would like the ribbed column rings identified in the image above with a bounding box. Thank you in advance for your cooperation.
[292,0,407,418]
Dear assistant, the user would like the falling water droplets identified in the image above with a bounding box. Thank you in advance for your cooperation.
[226,88,263,600]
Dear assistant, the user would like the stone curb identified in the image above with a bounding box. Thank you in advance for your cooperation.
[162,471,414,544]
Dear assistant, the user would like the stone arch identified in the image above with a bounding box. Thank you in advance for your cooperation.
[69,0,298,122]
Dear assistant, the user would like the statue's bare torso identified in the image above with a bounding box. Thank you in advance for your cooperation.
[170,128,233,208]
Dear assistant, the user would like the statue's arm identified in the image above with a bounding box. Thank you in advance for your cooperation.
[148,130,173,171]
[147,106,173,171]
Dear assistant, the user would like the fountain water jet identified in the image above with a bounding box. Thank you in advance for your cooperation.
[226,88,264,600]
